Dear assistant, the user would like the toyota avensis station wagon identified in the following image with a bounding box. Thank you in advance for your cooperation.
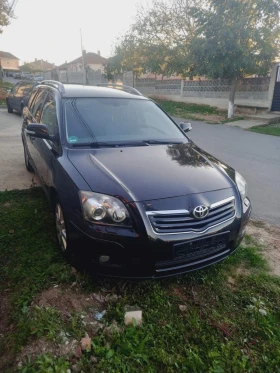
[22,81,251,278]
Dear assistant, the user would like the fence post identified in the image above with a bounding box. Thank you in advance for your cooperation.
[180,80,184,97]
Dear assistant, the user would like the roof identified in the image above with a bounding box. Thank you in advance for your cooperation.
[21,59,57,71]
[0,51,19,60]
[68,52,107,66]
[39,83,147,99]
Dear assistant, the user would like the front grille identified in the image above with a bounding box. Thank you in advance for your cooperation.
[147,196,235,234]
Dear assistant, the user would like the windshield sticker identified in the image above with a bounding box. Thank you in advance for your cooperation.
[68,136,78,143]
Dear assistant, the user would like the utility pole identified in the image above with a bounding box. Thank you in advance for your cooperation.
[80,29,86,85]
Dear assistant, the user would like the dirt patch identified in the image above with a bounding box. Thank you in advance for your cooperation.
[246,220,280,276]
[17,337,80,365]
[33,285,106,315]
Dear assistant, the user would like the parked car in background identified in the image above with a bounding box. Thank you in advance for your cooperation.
[14,73,22,79]
[6,80,38,114]
[34,75,43,82]
[21,81,251,278]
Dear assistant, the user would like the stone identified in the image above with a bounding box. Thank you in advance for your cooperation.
[74,346,82,358]
[179,305,187,312]
[90,356,98,364]
[80,337,91,351]
[104,320,122,337]
[124,310,142,326]
[106,294,119,303]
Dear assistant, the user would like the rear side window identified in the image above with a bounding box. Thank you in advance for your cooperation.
[17,83,26,96]
[24,83,35,96]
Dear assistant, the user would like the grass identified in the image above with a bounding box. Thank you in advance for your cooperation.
[1,188,280,373]
[248,124,280,136]
[154,99,243,124]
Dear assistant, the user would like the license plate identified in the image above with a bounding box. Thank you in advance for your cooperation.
[173,232,230,261]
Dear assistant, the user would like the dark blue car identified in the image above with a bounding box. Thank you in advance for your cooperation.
[6,80,38,114]
[21,80,251,278]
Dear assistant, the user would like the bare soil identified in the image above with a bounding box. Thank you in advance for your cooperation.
[247,220,280,276]
[33,285,106,314]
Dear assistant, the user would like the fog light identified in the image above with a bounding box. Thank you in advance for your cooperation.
[99,255,110,263]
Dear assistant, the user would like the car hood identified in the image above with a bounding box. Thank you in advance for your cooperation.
[67,143,235,202]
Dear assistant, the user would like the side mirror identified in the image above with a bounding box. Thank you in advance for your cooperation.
[179,122,192,133]
[26,124,50,140]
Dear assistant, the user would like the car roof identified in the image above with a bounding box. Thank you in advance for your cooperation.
[38,83,148,100]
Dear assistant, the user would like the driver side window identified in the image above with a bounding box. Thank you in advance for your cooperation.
[40,93,58,141]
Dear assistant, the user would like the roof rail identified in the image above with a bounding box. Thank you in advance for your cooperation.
[40,80,65,94]
[95,83,142,96]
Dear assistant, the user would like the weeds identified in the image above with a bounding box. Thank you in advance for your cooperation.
[1,188,280,372]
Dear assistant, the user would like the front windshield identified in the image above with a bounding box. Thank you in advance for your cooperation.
[64,98,186,145]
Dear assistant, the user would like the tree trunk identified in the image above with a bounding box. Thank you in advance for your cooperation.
[228,77,238,119]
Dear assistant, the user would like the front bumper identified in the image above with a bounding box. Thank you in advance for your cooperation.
[67,195,251,279]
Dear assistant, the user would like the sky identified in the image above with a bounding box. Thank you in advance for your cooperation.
[1,0,149,66]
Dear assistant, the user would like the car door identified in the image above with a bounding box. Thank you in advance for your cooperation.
[25,89,49,174]
[36,92,60,190]
[8,83,20,109]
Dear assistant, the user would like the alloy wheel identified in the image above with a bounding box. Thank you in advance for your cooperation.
[55,203,67,252]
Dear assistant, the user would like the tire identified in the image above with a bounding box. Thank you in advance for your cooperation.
[54,201,92,272]
[55,202,76,263]
[23,142,34,172]
[6,100,13,113]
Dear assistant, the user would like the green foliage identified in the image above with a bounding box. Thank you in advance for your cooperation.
[0,0,12,33]
[188,0,280,79]
[248,124,280,136]
[20,355,70,373]
[1,189,280,373]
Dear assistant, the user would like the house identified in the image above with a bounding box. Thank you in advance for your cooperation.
[58,51,107,73]
[20,59,57,73]
[0,51,20,75]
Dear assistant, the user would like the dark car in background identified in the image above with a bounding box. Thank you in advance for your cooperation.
[6,80,38,114]
[21,80,251,278]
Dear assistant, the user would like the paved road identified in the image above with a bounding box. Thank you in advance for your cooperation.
[0,109,39,190]
[0,109,279,224]
[174,117,280,225]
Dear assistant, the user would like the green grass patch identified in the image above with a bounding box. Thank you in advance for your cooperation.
[248,124,280,136]
[1,188,280,373]
[153,99,243,124]
[0,81,13,88]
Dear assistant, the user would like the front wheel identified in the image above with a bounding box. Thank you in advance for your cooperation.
[55,203,68,253]
[23,142,34,172]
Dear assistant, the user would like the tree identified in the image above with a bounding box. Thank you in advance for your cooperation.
[132,0,199,77]
[188,0,280,118]
[0,0,13,34]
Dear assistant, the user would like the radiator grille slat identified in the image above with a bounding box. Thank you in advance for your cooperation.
[147,197,235,234]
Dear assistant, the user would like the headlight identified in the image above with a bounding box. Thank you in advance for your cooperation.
[79,191,132,226]
[235,172,247,201]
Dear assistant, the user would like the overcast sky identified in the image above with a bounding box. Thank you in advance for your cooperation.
[1,0,148,66]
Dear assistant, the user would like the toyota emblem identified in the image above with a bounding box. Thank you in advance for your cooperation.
[193,205,209,219]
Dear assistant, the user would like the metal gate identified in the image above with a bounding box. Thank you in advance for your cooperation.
[271,66,280,111]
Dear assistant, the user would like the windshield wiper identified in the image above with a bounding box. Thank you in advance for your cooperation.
[142,140,184,145]
[72,141,149,148]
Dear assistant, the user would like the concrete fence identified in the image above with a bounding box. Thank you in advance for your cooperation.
[135,76,273,111]
[43,69,134,87]
[43,63,279,111]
